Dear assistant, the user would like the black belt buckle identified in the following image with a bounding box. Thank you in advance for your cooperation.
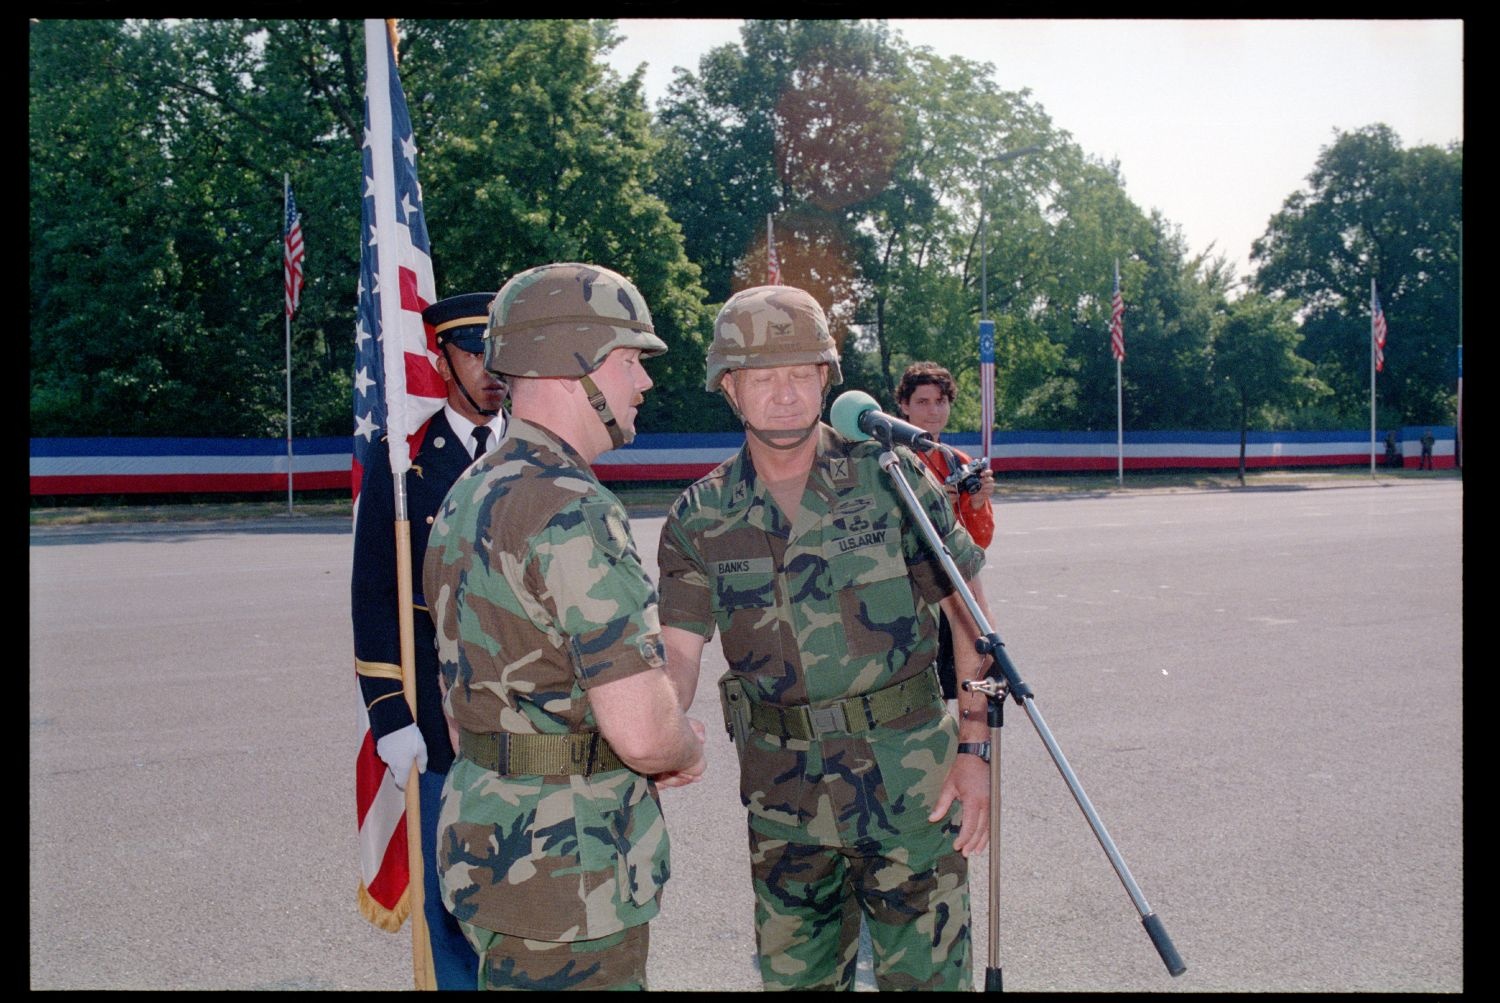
[809,703,848,737]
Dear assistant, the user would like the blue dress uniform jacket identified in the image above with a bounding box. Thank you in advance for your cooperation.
[353,411,478,772]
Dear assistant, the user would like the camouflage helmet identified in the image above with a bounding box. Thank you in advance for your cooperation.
[486,263,666,378]
[705,285,843,392]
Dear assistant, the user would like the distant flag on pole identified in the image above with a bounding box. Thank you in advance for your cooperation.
[767,214,782,286]
[1372,282,1387,373]
[284,186,305,318]
[1110,260,1125,362]
[351,18,442,935]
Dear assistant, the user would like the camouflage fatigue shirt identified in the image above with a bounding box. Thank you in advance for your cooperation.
[658,424,986,847]
[422,417,671,941]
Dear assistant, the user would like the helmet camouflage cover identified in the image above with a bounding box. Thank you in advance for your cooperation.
[705,285,843,392]
[485,262,666,378]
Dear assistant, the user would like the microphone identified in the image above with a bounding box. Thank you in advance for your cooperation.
[830,390,937,452]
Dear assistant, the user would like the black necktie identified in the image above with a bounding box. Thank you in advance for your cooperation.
[471,425,491,458]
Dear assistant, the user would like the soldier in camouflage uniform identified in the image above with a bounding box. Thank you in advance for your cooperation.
[423,263,708,991]
[656,285,998,991]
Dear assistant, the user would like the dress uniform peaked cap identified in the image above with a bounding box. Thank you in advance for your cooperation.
[424,292,495,353]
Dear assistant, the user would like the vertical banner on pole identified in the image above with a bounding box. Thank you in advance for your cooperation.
[979,319,996,468]
[283,176,304,514]
[1111,260,1125,485]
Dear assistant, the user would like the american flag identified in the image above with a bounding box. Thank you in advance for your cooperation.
[1372,282,1387,374]
[1110,260,1125,363]
[979,319,995,467]
[352,18,443,934]
[767,213,781,285]
[352,27,443,500]
[284,186,305,318]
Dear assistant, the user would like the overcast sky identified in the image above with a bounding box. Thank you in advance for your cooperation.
[603,18,1464,283]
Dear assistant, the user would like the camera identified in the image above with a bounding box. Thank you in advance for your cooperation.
[944,456,988,496]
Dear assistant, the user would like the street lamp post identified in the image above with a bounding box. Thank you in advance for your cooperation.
[978,145,1041,469]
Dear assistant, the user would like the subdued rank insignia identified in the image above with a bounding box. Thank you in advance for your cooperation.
[769,321,794,341]
[829,457,850,481]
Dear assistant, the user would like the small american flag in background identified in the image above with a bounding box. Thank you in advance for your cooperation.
[1372,282,1387,373]
[1110,260,1125,363]
[351,19,444,936]
[284,187,305,318]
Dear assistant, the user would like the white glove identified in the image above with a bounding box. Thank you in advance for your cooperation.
[375,723,429,791]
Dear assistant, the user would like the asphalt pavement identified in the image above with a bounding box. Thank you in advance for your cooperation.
[29,479,1463,990]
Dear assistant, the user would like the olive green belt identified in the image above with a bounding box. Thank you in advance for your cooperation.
[458,730,627,777]
[747,667,942,741]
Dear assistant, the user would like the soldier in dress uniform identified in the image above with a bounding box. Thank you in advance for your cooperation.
[352,291,505,988]
[656,285,996,991]
[423,263,707,991]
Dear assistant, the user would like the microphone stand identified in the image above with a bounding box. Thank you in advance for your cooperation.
[874,444,1186,991]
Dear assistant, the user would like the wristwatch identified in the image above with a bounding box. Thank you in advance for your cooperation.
[957,741,991,764]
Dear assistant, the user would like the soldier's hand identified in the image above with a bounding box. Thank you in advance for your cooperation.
[928,753,990,857]
[375,722,429,792]
[654,717,708,789]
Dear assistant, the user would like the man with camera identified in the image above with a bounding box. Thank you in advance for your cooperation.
[896,362,996,706]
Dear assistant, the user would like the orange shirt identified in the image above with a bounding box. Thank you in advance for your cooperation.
[918,445,994,549]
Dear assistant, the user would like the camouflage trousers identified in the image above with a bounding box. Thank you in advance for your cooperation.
[747,813,972,991]
[457,918,650,991]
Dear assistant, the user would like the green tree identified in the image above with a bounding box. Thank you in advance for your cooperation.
[652,20,1230,438]
[1208,293,1329,483]
[1252,125,1461,427]
[30,19,710,438]
[31,18,366,438]
[397,19,710,434]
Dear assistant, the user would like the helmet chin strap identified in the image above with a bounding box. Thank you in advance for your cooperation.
[580,373,630,449]
[441,344,501,418]
[746,420,819,450]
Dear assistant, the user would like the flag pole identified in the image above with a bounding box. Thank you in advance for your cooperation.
[1116,356,1123,487]
[366,19,434,990]
[1369,278,1376,477]
[284,173,295,515]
